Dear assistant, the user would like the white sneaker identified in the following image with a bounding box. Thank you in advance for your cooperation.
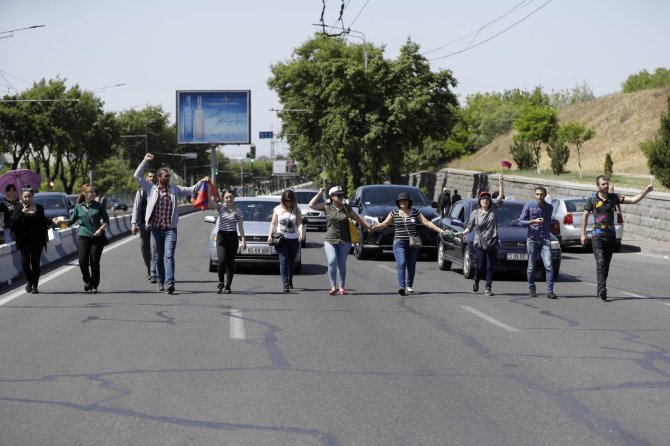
[406,287,414,293]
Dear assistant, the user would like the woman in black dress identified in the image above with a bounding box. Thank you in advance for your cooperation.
[11,187,49,293]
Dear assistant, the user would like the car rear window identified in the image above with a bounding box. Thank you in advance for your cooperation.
[565,199,587,213]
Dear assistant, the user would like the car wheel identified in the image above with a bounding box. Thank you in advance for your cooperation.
[437,242,452,271]
[354,229,371,260]
[209,258,216,272]
[462,245,475,279]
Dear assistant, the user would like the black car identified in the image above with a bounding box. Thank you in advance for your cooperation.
[106,197,128,212]
[437,199,561,279]
[348,184,440,259]
[33,192,72,227]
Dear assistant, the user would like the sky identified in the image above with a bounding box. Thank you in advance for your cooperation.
[2,0,669,160]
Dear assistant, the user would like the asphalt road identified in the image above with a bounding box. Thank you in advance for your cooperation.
[1,211,669,446]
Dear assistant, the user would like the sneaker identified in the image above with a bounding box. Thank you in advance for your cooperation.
[529,289,538,298]
[166,284,175,294]
[547,291,557,299]
[329,287,337,295]
[216,283,224,294]
[149,277,157,284]
[156,283,164,292]
[25,284,32,293]
[473,282,479,293]
[398,288,405,296]
[599,289,608,301]
[406,287,414,293]
[485,288,494,296]
[91,288,97,294]
[283,285,290,292]
[223,288,232,294]
[31,287,39,294]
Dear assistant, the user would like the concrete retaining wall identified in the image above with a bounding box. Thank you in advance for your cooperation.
[407,168,670,242]
[0,204,197,286]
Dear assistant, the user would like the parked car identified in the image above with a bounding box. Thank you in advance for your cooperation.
[550,196,623,251]
[293,188,326,231]
[106,197,128,212]
[437,199,562,279]
[205,196,301,273]
[67,194,79,207]
[33,192,72,227]
[348,184,440,260]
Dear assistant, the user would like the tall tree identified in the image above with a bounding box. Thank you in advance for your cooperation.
[513,105,559,174]
[643,95,670,188]
[558,121,595,178]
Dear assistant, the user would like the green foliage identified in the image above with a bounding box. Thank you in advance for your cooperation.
[622,67,670,93]
[558,121,596,178]
[509,140,535,170]
[643,95,670,188]
[548,81,596,108]
[513,104,559,174]
[547,135,570,175]
[604,152,614,178]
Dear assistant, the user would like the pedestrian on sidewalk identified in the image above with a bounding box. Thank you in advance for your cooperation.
[214,190,246,294]
[54,184,109,294]
[460,176,505,296]
[11,186,49,293]
[267,189,304,293]
[134,153,209,294]
[519,186,557,299]
[131,169,158,283]
[308,186,373,295]
[581,176,653,301]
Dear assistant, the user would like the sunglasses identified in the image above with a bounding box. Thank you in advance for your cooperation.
[331,193,344,198]
[284,199,293,202]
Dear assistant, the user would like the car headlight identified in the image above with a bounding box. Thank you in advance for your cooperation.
[363,215,380,226]
[550,240,561,250]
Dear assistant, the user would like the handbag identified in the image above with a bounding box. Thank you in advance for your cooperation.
[402,212,422,247]
[271,232,285,246]
[342,205,360,244]
[476,211,498,252]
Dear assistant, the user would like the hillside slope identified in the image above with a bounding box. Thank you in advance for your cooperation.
[448,87,670,175]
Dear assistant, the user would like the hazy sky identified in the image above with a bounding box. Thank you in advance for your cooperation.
[2,0,668,159]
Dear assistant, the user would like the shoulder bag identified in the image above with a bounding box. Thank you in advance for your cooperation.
[476,211,498,252]
[342,205,361,244]
[271,208,291,246]
[402,210,422,247]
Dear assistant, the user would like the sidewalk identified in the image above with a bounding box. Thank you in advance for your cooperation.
[620,236,670,257]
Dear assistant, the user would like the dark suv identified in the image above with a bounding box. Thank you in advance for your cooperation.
[33,192,72,227]
[348,184,440,259]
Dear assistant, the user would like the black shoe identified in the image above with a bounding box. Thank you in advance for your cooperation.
[166,284,175,294]
[473,282,479,292]
[216,282,224,294]
[31,287,39,294]
[84,282,91,293]
[398,288,405,296]
[223,288,232,294]
[289,280,294,289]
[25,284,32,293]
[485,288,494,296]
[283,285,290,292]
[91,288,97,294]
[599,289,607,301]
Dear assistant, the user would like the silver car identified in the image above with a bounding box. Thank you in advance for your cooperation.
[551,196,624,251]
[206,196,301,272]
[293,189,326,232]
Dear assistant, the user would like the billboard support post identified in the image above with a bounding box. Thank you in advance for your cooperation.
[210,145,217,183]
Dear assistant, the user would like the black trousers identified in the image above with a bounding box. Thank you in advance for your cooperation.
[592,235,616,294]
[20,244,43,288]
[216,231,239,286]
[139,225,156,278]
[77,236,105,288]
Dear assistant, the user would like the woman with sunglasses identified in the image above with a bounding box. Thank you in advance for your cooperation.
[309,186,373,295]
[54,184,110,294]
[267,190,304,292]
[459,175,505,296]
[10,186,50,293]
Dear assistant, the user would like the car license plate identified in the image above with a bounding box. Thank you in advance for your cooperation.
[507,252,528,261]
[244,246,272,255]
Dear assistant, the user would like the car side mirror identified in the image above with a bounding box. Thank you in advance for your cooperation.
[451,219,464,228]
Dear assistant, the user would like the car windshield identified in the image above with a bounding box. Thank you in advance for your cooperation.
[496,203,526,225]
[294,191,324,204]
[362,187,429,206]
[34,197,67,209]
[235,201,277,222]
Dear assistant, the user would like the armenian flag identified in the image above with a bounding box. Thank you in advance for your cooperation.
[193,181,220,211]
[500,160,513,169]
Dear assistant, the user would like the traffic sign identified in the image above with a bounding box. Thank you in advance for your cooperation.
[320,171,329,180]
[259,131,274,139]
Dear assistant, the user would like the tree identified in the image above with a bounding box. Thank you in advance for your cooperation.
[643,95,670,188]
[509,140,535,170]
[513,105,559,173]
[546,135,570,175]
[558,121,596,178]
[622,67,670,93]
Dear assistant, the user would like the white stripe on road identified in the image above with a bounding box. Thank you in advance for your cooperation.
[621,291,648,299]
[461,305,521,333]
[0,234,138,307]
[229,309,246,340]
[379,265,396,274]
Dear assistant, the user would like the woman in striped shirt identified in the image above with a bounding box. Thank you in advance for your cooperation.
[372,192,446,295]
[215,190,246,294]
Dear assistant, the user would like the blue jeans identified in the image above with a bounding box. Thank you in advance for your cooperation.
[527,238,554,292]
[474,246,497,289]
[152,227,177,286]
[324,241,351,288]
[392,240,420,289]
[275,238,300,286]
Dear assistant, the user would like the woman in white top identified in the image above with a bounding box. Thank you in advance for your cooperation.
[267,189,305,292]
[215,190,246,294]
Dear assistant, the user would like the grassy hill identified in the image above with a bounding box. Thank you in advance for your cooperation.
[448,87,670,178]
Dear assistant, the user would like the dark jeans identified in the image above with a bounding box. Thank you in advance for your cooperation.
[77,236,105,288]
[139,225,156,278]
[275,238,300,286]
[592,235,616,294]
[474,246,497,289]
[20,245,43,288]
[217,231,239,286]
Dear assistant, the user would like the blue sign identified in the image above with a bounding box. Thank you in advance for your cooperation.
[259,131,274,139]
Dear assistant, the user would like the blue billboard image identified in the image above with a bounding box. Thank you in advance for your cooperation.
[176,90,251,144]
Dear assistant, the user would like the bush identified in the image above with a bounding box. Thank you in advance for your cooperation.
[644,95,670,188]
[547,137,570,175]
[510,140,535,170]
[604,152,614,177]
[622,67,670,93]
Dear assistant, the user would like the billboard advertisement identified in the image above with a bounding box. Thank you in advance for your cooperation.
[272,160,299,176]
[176,90,251,145]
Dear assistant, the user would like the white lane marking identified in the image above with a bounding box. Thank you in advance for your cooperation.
[379,265,396,274]
[461,305,521,333]
[622,291,648,299]
[229,309,246,340]
[634,252,670,260]
[0,234,138,307]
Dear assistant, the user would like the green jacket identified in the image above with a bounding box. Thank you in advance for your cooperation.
[67,201,110,238]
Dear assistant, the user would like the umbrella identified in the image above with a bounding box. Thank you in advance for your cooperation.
[0,169,42,193]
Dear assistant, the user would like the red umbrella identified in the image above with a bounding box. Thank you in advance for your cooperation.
[0,169,42,193]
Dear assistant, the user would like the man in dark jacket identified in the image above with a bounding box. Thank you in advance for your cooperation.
[437,187,451,217]
[131,170,157,282]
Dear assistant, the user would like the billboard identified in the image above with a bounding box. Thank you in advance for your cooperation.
[272,160,299,176]
[176,90,251,145]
